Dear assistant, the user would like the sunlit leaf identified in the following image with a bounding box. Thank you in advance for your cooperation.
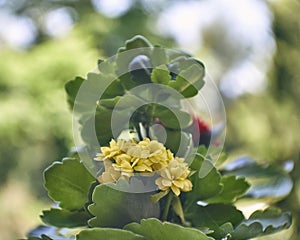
[44,158,95,211]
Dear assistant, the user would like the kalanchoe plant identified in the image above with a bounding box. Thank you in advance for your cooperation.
[26,36,292,240]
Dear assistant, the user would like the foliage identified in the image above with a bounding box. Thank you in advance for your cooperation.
[26,36,292,240]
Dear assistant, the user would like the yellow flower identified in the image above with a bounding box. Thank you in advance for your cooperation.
[126,138,172,172]
[113,153,134,173]
[97,160,121,183]
[155,158,193,196]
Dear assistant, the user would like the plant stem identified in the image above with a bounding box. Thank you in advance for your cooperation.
[135,123,143,140]
[162,192,174,221]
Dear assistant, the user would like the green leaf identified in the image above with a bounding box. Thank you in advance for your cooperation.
[125,218,214,240]
[151,65,170,85]
[151,46,168,67]
[206,176,250,204]
[153,106,192,129]
[163,130,192,156]
[184,158,222,210]
[168,64,205,98]
[44,158,95,211]
[41,208,90,228]
[223,157,293,201]
[231,208,292,240]
[101,78,125,99]
[76,228,144,240]
[99,96,122,108]
[65,77,84,109]
[185,204,244,239]
[122,35,152,51]
[88,184,160,228]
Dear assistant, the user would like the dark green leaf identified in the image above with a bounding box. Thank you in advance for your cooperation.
[125,218,214,240]
[153,106,192,129]
[88,184,160,228]
[185,204,244,239]
[65,77,84,109]
[231,208,292,240]
[163,130,192,156]
[99,96,121,108]
[76,228,144,240]
[184,158,222,210]
[206,176,250,204]
[41,208,90,228]
[101,78,125,99]
[44,158,95,211]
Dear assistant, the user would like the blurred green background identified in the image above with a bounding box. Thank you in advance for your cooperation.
[0,0,299,239]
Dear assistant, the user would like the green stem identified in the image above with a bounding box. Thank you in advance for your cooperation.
[162,192,174,221]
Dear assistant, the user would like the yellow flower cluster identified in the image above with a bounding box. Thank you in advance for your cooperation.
[155,158,193,196]
[95,138,192,196]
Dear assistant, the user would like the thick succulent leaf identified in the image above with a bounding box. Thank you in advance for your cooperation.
[184,157,223,210]
[223,157,293,201]
[41,208,90,228]
[185,204,244,239]
[88,184,160,228]
[76,228,144,240]
[44,158,95,211]
[231,208,292,240]
[125,218,214,240]
[151,65,171,85]
[205,176,250,204]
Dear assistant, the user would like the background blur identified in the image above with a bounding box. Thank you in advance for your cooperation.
[0,0,299,239]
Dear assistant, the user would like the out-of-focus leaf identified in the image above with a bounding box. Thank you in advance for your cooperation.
[121,35,152,51]
[76,228,144,240]
[65,77,84,109]
[185,204,244,239]
[27,225,73,240]
[231,208,292,240]
[88,183,160,228]
[223,157,293,201]
[41,208,90,228]
[44,158,95,211]
[125,218,214,240]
